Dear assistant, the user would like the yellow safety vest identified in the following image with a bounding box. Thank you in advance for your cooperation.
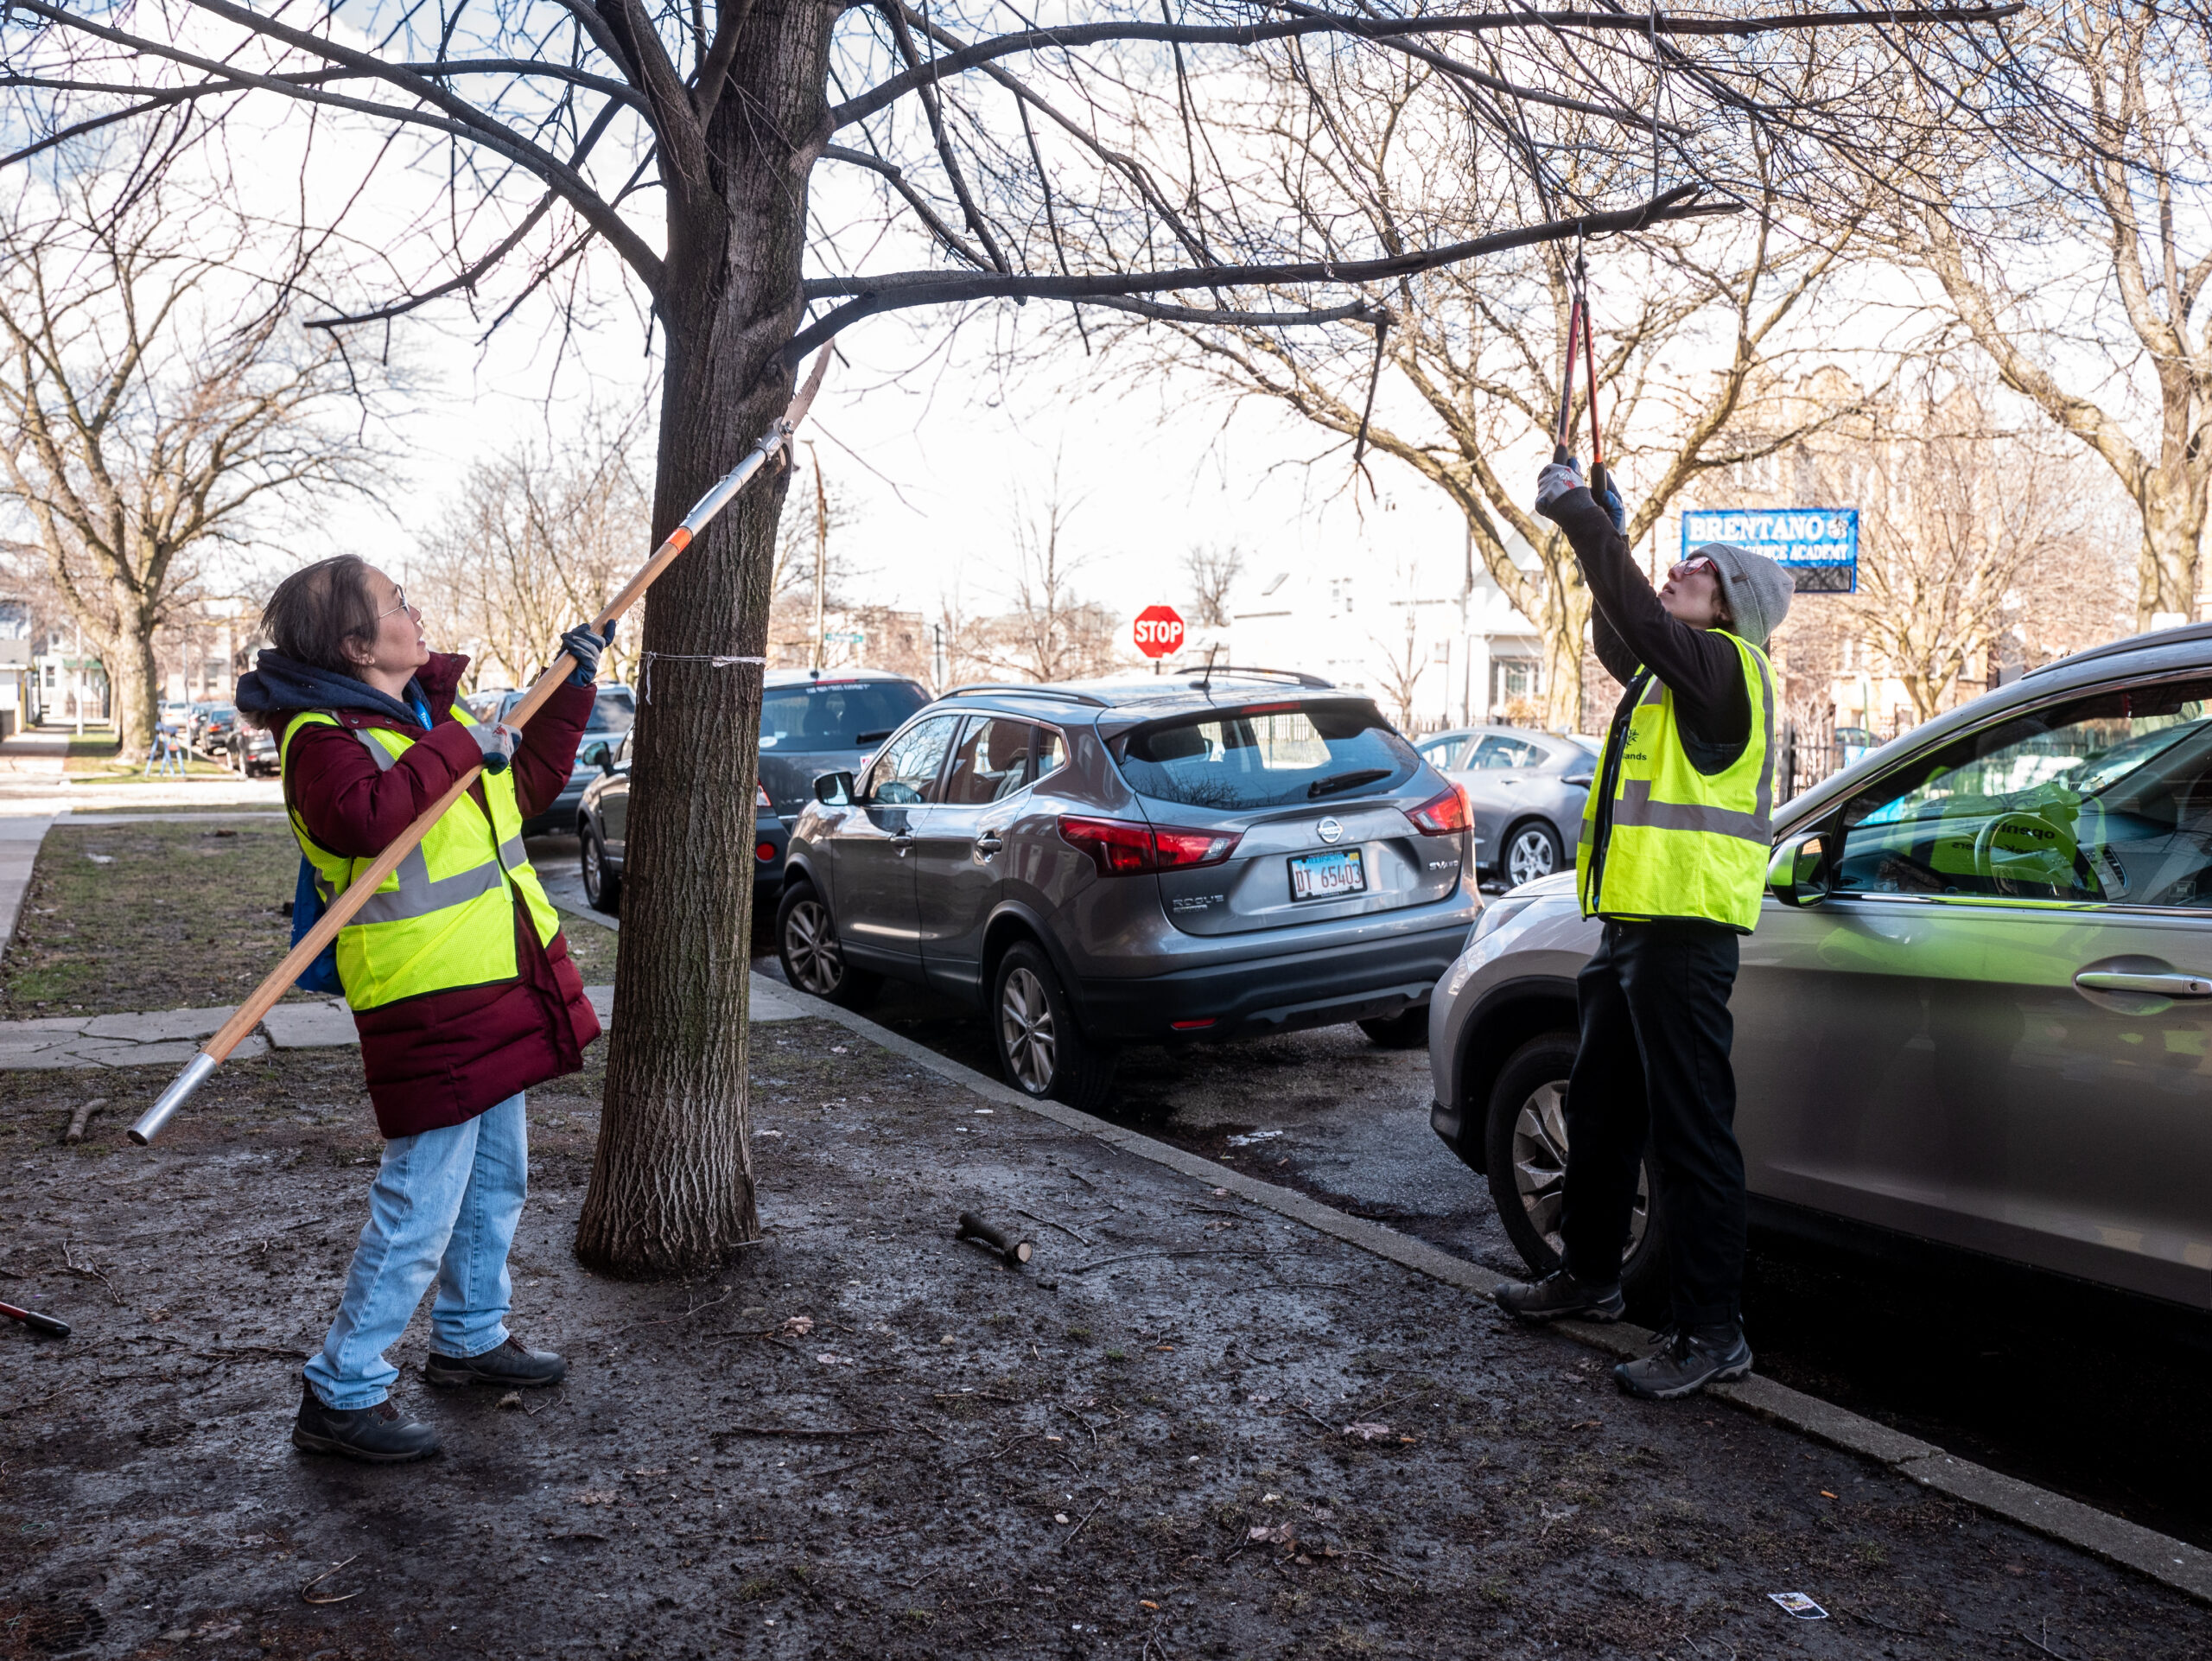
[280,705,562,1010]
[1575,629,1777,932]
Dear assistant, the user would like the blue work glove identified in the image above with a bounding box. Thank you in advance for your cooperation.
[561,620,614,686]
[1594,470,1627,533]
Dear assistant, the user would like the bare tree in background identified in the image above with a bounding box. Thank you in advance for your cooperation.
[1371,599,1427,729]
[1135,73,1885,731]
[411,417,647,694]
[1184,543,1246,629]
[978,485,1116,682]
[2,0,2024,1271]
[1897,1,2211,626]
[0,133,381,760]
[1746,366,2129,724]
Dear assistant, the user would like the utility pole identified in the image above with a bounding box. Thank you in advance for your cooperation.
[804,442,828,671]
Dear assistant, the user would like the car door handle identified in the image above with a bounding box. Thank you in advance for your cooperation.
[890,830,914,853]
[974,831,1003,856]
[2074,971,2212,997]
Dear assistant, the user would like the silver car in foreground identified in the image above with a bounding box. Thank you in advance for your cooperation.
[1430,623,2212,1312]
[779,672,1480,1109]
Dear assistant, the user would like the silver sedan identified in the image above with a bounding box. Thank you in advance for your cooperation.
[1414,727,1597,888]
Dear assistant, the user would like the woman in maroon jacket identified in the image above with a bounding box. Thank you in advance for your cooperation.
[235,556,607,1463]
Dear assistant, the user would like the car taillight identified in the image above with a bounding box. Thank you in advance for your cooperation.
[755,840,778,862]
[756,785,773,811]
[1058,815,1242,876]
[1406,784,1471,836]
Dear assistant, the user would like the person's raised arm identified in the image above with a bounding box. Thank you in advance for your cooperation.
[1537,471,1745,740]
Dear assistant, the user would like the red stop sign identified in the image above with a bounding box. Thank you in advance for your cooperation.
[1133,605,1185,659]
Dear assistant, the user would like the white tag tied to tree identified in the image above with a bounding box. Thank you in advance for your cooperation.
[639,652,768,703]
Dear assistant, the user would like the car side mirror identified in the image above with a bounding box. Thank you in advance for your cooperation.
[1767,831,1830,907]
[581,739,612,773]
[814,769,856,805]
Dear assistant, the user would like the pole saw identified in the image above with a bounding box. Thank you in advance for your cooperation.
[1551,251,1608,506]
[130,350,831,1147]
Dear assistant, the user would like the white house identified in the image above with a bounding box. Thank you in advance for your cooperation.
[1218,527,1548,732]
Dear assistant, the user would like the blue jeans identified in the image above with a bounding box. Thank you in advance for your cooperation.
[304,1091,528,1410]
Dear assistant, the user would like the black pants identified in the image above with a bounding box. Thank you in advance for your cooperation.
[1560,918,1745,1331]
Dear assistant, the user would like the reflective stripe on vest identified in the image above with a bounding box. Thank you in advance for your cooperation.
[1575,630,1777,933]
[280,705,562,1010]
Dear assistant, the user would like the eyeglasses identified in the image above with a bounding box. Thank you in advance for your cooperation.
[1667,556,1719,581]
[377,587,417,620]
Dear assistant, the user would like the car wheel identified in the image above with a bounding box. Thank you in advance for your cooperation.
[776,880,880,1009]
[1481,1032,1668,1310]
[1357,1006,1429,1048]
[580,826,622,913]
[992,940,1116,1112]
[1503,819,1565,888]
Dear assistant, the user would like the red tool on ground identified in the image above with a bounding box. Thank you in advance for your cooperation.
[1,1299,70,1338]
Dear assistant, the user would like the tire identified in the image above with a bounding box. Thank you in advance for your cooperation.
[776,879,880,1009]
[1357,1006,1430,1048]
[991,940,1117,1113]
[1501,819,1565,888]
[1482,1031,1669,1310]
[580,825,622,913]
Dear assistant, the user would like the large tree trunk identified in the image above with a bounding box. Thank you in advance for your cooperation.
[573,0,834,1276]
[2135,457,2207,629]
[111,620,158,764]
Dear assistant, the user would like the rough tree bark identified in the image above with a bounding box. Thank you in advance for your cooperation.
[573,0,835,1275]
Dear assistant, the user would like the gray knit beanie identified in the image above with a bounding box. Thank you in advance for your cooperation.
[1691,541,1793,651]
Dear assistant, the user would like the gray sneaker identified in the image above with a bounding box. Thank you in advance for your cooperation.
[1612,1325,1753,1400]
[291,1383,441,1463]
[1493,1269,1625,1324]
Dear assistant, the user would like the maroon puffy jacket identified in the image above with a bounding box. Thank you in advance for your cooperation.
[276,652,601,1138]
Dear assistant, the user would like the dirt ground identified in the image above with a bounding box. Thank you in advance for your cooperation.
[2,1009,2207,1661]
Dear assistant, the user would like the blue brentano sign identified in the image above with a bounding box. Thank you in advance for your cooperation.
[1681,507,1859,594]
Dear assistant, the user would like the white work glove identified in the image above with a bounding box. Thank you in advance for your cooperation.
[470,721,522,774]
[1535,458,1587,512]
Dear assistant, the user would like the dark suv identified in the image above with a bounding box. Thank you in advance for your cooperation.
[776,672,1480,1109]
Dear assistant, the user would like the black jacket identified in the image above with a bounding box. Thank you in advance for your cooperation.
[1539,488,1751,769]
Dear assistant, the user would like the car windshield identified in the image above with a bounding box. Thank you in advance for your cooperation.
[586,688,635,734]
[760,679,928,750]
[1113,700,1418,811]
[1836,678,2212,904]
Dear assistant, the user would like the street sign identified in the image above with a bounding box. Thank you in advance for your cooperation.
[1681,508,1859,594]
[822,630,866,646]
[1133,605,1185,659]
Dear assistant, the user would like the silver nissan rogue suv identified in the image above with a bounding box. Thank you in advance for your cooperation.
[776,671,1481,1109]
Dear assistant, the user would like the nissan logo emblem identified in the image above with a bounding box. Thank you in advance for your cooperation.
[1317,818,1344,844]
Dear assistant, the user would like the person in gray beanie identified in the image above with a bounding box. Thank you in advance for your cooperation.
[1491,456,1789,1402]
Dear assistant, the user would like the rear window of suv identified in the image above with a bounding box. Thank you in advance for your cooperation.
[761,679,929,750]
[1113,701,1419,810]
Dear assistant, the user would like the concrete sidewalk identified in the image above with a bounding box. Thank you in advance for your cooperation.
[0,977,808,1070]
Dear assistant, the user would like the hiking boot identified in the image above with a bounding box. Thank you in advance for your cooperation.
[291,1383,440,1463]
[1493,1269,1624,1324]
[1612,1324,1753,1400]
[423,1335,567,1390]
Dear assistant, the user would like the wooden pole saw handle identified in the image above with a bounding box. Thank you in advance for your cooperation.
[132,352,831,1146]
